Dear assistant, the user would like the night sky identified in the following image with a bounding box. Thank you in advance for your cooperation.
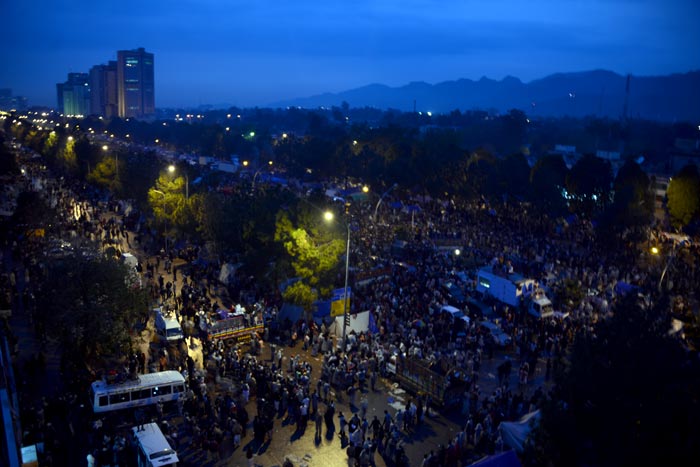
[2,0,698,109]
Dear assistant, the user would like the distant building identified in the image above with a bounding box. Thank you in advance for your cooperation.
[56,73,90,116]
[0,88,28,111]
[117,47,155,118]
[89,61,118,118]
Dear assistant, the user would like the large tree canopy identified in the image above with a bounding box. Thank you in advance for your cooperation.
[527,296,700,466]
[34,255,148,364]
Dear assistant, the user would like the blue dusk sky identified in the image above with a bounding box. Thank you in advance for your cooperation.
[2,0,698,109]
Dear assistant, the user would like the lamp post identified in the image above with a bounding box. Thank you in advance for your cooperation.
[103,144,118,182]
[652,240,688,293]
[152,189,169,254]
[252,160,273,192]
[168,164,188,200]
[324,207,351,350]
[373,183,398,223]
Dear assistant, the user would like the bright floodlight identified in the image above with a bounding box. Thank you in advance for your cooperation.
[168,165,176,173]
[650,246,659,255]
[455,249,461,256]
[324,211,334,222]
[362,185,369,193]
[102,145,108,151]
[243,160,249,167]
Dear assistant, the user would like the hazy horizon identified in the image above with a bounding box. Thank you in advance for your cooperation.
[2,0,698,109]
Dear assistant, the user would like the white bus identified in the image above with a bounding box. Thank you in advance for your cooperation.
[133,423,179,467]
[90,370,186,413]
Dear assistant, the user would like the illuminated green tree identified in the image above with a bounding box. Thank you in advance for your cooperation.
[148,173,188,231]
[282,281,318,311]
[274,207,345,299]
[87,157,121,192]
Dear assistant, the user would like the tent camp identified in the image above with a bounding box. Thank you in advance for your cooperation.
[498,410,540,453]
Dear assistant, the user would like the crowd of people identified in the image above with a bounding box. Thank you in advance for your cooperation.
[2,141,698,467]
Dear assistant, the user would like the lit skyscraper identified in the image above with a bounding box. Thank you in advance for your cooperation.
[57,73,90,116]
[117,47,155,118]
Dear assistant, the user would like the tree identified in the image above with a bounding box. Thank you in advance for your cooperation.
[274,205,345,300]
[34,255,148,365]
[666,164,700,230]
[496,153,531,200]
[530,154,569,215]
[282,281,318,312]
[87,157,121,192]
[611,160,653,225]
[566,154,612,216]
[526,296,700,466]
[148,172,188,233]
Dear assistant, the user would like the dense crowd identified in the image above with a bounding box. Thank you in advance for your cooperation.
[2,144,698,467]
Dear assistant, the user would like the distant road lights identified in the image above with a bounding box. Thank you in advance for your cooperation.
[454,248,461,256]
[225,127,230,132]
[102,145,108,151]
[67,136,73,141]
[243,160,249,167]
[268,160,273,166]
[362,185,369,193]
[427,111,432,117]
[650,246,660,255]
[249,131,255,137]
[155,139,160,143]
[352,140,358,146]
[282,133,288,139]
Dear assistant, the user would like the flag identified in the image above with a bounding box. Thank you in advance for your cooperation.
[368,311,379,334]
[331,287,351,317]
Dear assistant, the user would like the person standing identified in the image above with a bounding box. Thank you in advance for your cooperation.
[315,410,323,439]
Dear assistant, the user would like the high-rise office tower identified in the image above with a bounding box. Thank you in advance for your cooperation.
[90,61,118,118]
[57,73,90,116]
[117,47,155,118]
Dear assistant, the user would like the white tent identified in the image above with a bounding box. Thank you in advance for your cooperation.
[498,410,540,453]
[218,262,240,285]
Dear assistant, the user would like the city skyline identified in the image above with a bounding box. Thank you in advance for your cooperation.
[2,0,699,109]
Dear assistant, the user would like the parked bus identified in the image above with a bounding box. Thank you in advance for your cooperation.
[133,423,179,467]
[90,370,186,413]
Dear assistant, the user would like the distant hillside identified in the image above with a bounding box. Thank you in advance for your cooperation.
[271,70,700,122]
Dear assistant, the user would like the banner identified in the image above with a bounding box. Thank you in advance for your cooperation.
[330,287,351,317]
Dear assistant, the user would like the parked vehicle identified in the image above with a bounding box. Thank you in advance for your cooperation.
[475,265,537,307]
[479,320,512,347]
[154,307,184,342]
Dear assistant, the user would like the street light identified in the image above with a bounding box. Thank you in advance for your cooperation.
[168,164,188,200]
[103,145,118,182]
[373,183,398,223]
[324,208,351,351]
[654,240,689,293]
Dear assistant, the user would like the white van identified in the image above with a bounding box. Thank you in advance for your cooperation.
[154,308,184,342]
